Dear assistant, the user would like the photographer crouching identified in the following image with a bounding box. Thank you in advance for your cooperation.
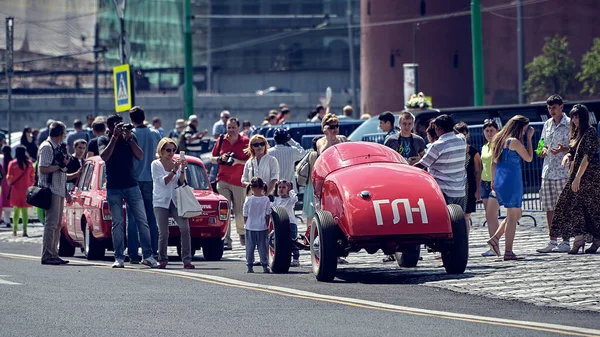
[211,117,249,249]
[39,121,72,265]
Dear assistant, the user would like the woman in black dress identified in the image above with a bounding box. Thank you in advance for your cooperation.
[20,126,38,162]
[551,104,600,254]
[454,122,481,232]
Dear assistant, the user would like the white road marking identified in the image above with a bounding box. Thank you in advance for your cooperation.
[1,252,600,336]
[0,275,21,285]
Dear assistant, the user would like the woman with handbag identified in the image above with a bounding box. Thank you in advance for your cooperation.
[6,145,35,237]
[151,138,195,269]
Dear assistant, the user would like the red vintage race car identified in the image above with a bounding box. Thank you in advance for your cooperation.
[268,142,468,282]
[58,155,229,261]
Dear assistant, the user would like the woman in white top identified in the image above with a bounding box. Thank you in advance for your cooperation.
[242,134,280,195]
[151,137,195,269]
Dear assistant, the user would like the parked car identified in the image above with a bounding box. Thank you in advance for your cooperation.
[268,142,468,281]
[256,86,293,95]
[57,154,230,261]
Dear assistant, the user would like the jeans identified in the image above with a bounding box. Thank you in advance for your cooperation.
[245,229,268,267]
[290,223,299,260]
[125,181,158,259]
[107,186,153,261]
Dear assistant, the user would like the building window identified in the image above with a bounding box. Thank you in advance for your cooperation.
[212,4,230,15]
[301,4,322,14]
[242,4,259,26]
[271,4,290,15]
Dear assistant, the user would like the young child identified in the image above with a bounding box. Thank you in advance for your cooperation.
[243,177,272,273]
[272,180,300,267]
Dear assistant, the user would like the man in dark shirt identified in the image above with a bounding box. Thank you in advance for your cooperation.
[98,114,158,269]
[384,111,426,165]
[66,139,87,186]
[86,119,107,158]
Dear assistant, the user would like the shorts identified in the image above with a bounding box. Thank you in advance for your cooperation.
[540,178,567,211]
[480,181,492,199]
[443,193,466,213]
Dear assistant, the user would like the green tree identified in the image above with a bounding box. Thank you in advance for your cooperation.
[577,38,600,97]
[524,35,577,101]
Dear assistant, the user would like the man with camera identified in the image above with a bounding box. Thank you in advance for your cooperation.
[99,114,159,268]
[211,117,249,249]
[39,121,72,265]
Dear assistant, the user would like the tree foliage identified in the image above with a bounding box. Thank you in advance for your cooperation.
[524,35,577,101]
[577,38,600,97]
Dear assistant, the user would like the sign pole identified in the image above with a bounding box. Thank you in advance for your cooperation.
[183,0,194,119]
[5,17,13,146]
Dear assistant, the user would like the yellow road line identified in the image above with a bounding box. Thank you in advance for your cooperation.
[2,252,600,337]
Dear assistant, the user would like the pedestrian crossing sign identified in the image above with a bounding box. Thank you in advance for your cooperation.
[113,64,132,112]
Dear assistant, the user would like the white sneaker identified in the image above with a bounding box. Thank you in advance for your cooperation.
[481,250,496,257]
[290,260,300,267]
[536,241,558,253]
[552,241,571,253]
[142,256,160,268]
[112,259,124,268]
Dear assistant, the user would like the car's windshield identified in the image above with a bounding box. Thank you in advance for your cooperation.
[185,163,210,190]
[100,162,209,190]
[347,115,400,141]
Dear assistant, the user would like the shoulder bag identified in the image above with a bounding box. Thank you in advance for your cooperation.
[26,141,55,210]
[176,183,204,218]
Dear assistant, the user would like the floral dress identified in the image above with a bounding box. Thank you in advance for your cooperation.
[551,128,600,239]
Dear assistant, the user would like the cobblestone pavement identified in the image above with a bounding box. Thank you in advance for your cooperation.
[2,210,599,313]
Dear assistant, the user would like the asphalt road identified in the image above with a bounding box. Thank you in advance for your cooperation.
[1,242,600,337]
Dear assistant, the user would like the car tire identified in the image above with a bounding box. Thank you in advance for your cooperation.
[442,204,469,274]
[396,245,420,268]
[84,222,105,260]
[268,206,291,273]
[311,210,338,282]
[58,228,75,257]
[202,239,224,261]
[176,246,197,259]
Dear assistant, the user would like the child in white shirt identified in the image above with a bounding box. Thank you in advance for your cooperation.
[243,177,272,273]
[272,180,300,266]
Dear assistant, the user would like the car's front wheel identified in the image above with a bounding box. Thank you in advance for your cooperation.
[441,204,468,274]
[311,210,338,282]
[58,229,75,257]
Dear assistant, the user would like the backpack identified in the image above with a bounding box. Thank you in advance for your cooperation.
[295,150,314,187]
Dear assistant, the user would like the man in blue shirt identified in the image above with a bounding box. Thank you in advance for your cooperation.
[126,106,161,263]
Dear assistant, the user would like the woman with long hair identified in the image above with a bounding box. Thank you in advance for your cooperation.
[241,134,280,196]
[480,120,500,256]
[550,104,600,254]
[151,137,195,269]
[6,145,35,237]
[0,145,12,227]
[487,115,534,260]
[20,126,38,162]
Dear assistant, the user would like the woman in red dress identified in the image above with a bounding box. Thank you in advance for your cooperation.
[6,145,35,237]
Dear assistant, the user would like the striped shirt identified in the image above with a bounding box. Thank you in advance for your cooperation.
[267,139,306,192]
[184,126,204,153]
[417,132,466,197]
[37,139,68,197]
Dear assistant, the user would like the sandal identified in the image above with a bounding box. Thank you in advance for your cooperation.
[503,251,524,261]
[487,236,501,257]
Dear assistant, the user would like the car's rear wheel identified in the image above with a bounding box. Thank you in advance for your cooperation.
[268,206,291,273]
[311,210,338,282]
[58,229,75,257]
[395,244,420,268]
[442,204,469,274]
[202,238,224,261]
[84,221,105,260]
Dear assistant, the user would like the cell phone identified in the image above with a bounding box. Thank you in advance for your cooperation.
[180,151,185,161]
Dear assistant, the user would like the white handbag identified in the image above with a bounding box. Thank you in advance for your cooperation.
[176,184,204,218]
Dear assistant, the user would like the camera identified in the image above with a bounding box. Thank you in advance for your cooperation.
[218,152,236,166]
[54,143,71,168]
[123,123,135,131]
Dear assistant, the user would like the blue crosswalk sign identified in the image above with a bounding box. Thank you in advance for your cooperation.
[113,64,132,112]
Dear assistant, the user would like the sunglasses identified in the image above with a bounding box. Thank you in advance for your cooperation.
[163,148,175,153]
[327,124,339,129]
[252,142,266,148]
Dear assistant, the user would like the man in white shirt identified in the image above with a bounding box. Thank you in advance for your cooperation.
[268,129,305,192]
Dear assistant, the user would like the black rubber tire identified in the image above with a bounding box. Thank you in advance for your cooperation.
[84,222,105,260]
[58,228,75,257]
[202,239,224,261]
[442,204,469,274]
[176,246,197,259]
[396,244,420,268]
[311,210,338,282]
[268,206,292,273]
